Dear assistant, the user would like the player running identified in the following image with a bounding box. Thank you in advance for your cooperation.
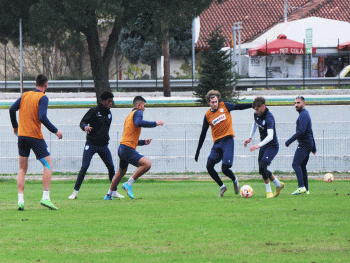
[244,96,284,198]
[68,91,124,200]
[9,74,63,210]
[104,96,164,200]
[195,90,252,197]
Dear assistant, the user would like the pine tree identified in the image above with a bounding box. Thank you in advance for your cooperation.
[194,27,238,105]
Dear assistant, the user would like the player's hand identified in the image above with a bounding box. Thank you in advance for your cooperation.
[85,126,93,134]
[56,130,63,139]
[145,138,152,145]
[250,145,260,152]
[195,152,199,162]
[13,128,18,136]
[244,138,251,147]
[313,151,317,156]
[156,120,164,126]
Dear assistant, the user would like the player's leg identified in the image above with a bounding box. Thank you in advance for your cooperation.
[221,137,239,195]
[17,138,30,210]
[301,152,310,194]
[17,156,28,210]
[39,155,57,210]
[258,149,274,198]
[206,143,226,197]
[291,146,308,195]
[105,165,128,200]
[69,142,96,199]
[97,145,115,182]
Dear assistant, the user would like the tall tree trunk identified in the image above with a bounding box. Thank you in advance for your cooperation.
[82,10,120,105]
[161,11,171,97]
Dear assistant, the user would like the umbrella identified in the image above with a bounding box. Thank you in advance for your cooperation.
[248,34,316,56]
[338,41,350,51]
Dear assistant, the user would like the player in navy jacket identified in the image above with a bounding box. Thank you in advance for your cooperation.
[285,96,316,195]
[244,97,284,198]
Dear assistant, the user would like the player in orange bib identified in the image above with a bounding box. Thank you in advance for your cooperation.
[195,90,252,197]
[104,96,164,200]
[9,74,63,210]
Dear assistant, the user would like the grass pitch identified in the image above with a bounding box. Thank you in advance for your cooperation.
[0,178,349,262]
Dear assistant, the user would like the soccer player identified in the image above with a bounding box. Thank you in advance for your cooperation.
[9,73,63,210]
[285,96,316,195]
[194,90,252,197]
[68,91,124,200]
[104,96,164,200]
[244,97,284,198]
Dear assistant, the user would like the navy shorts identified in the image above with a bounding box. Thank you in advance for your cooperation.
[18,136,50,159]
[118,144,144,169]
[207,136,234,166]
[258,146,279,166]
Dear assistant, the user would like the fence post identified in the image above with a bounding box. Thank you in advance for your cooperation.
[185,131,187,171]
[323,130,325,171]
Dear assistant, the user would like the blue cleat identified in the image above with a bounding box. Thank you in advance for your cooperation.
[104,194,113,200]
[122,182,134,199]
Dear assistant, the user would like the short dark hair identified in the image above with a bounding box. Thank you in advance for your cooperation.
[252,96,265,108]
[101,91,114,101]
[36,74,48,87]
[133,96,146,107]
[296,95,305,101]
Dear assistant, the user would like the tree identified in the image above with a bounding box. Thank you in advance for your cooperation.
[118,12,192,80]
[194,27,238,105]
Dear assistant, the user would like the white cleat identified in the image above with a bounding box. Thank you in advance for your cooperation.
[68,192,78,199]
[112,191,125,198]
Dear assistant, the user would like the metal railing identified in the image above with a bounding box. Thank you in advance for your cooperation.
[1,77,349,91]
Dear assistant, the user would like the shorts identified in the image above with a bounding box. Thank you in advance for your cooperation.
[118,144,144,169]
[207,136,234,166]
[18,136,50,159]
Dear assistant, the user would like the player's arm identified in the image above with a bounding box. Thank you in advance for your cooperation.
[244,122,257,147]
[38,96,59,134]
[138,138,152,146]
[79,108,94,132]
[133,111,157,128]
[9,97,21,134]
[195,116,209,162]
[285,114,308,146]
[224,102,252,111]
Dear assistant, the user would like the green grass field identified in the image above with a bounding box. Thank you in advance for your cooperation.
[0,178,349,263]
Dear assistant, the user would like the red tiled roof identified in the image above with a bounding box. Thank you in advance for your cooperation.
[196,0,350,50]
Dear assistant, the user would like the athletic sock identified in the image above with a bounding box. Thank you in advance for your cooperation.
[127,178,135,186]
[107,190,113,195]
[220,184,226,189]
[42,191,50,200]
[273,178,281,188]
[265,183,272,193]
[18,194,24,204]
[73,190,79,196]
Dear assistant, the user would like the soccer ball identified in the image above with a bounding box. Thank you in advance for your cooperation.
[240,185,254,198]
[324,173,334,183]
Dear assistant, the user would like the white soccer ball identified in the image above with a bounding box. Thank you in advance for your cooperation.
[324,173,334,183]
[240,185,254,198]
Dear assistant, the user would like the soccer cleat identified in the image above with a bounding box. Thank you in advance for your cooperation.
[291,187,307,195]
[273,182,285,197]
[40,199,58,210]
[112,191,124,198]
[104,194,113,200]
[17,202,24,211]
[267,192,273,198]
[218,186,227,197]
[233,180,239,195]
[122,182,134,199]
[68,192,78,200]
[305,190,310,195]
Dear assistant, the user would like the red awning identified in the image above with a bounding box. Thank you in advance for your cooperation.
[248,34,316,56]
[338,41,350,51]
